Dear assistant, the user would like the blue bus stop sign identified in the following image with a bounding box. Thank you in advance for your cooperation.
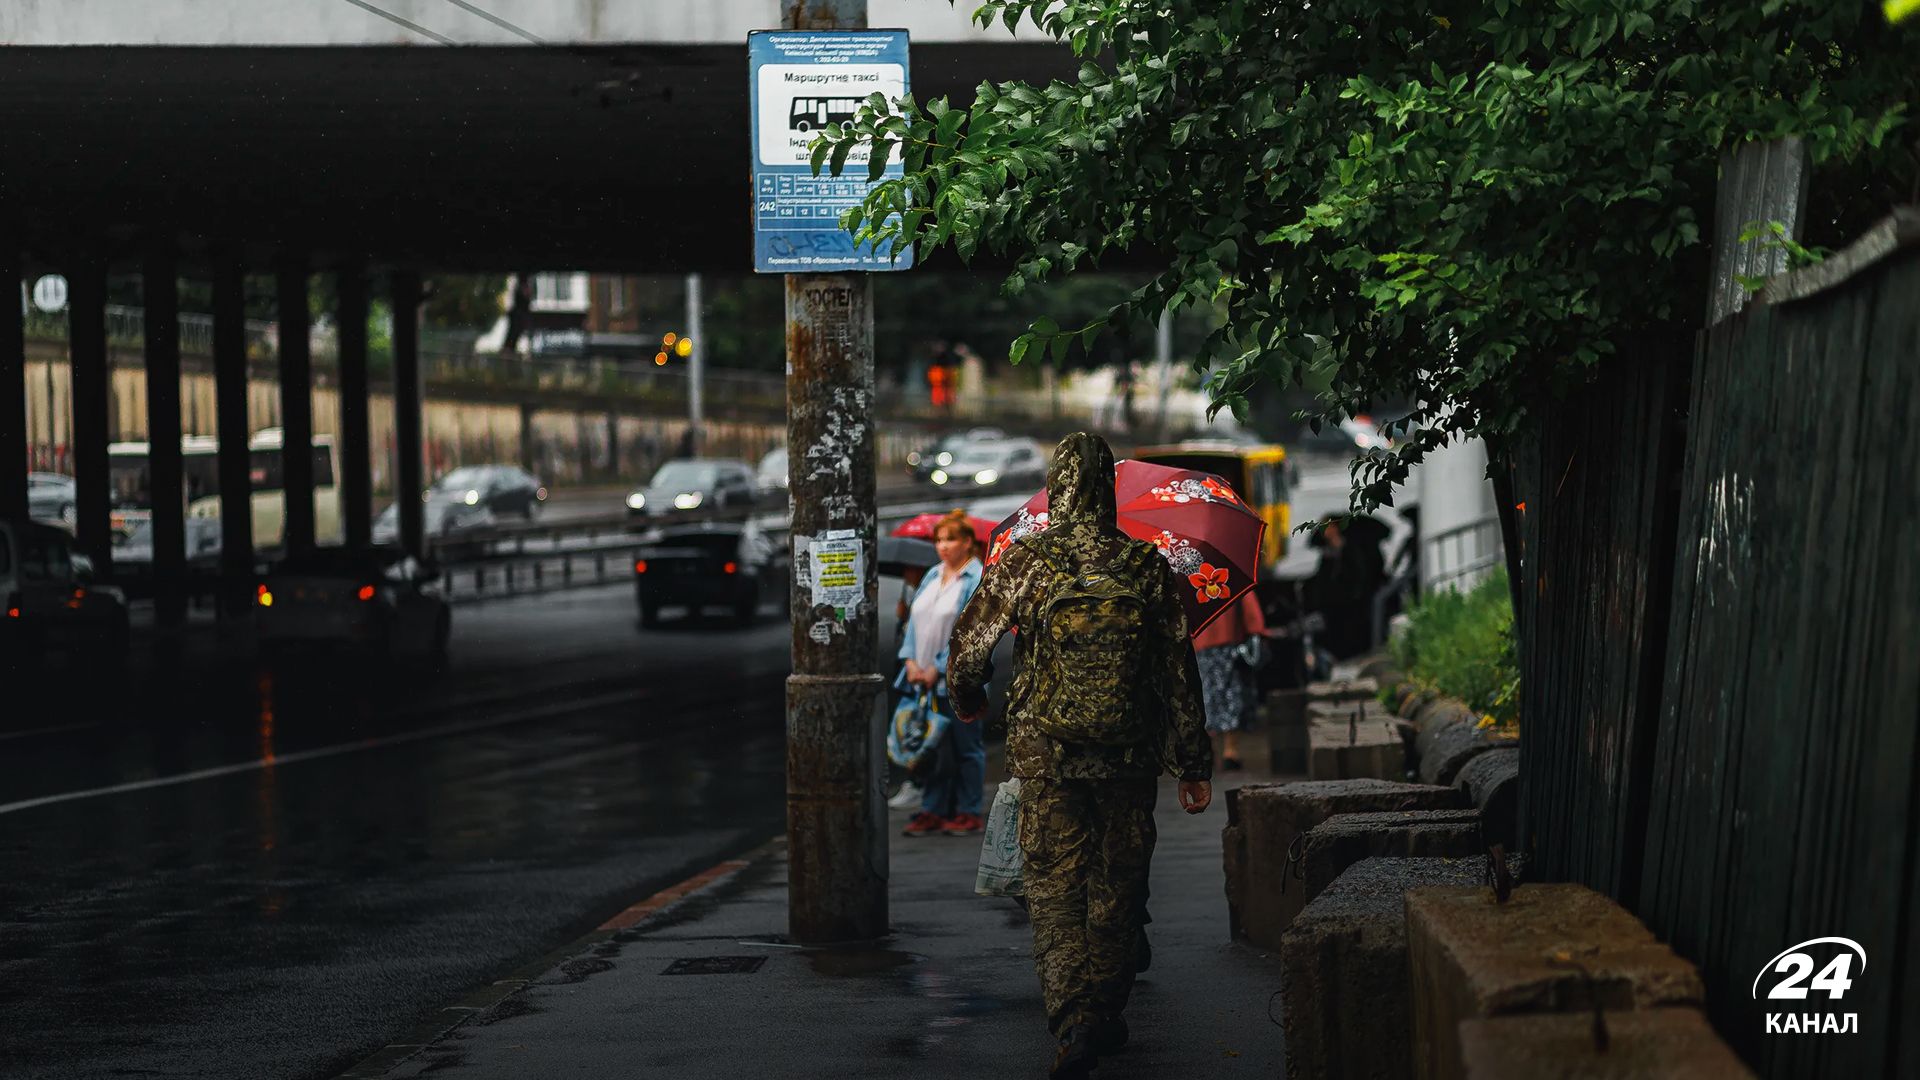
[748,30,912,273]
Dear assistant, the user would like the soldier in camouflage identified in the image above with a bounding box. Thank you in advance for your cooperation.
[949,432,1212,1079]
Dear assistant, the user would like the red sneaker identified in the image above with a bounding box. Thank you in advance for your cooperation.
[943,813,984,836]
[902,812,945,837]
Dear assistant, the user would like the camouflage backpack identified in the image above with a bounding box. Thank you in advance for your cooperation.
[1026,543,1155,747]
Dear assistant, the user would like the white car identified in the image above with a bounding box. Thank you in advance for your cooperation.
[755,447,789,496]
[926,439,1045,492]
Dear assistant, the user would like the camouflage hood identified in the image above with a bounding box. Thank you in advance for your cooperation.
[1046,432,1118,530]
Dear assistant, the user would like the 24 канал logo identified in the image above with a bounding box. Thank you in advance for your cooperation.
[1753,937,1866,1036]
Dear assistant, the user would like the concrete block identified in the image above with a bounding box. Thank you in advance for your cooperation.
[1458,1008,1754,1079]
[1308,715,1407,781]
[1406,884,1706,1080]
[1267,687,1309,728]
[1410,695,1475,733]
[1415,718,1506,786]
[1300,810,1485,903]
[1308,698,1396,723]
[1307,676,1379,703]
[1225,780,1467,949]
[1282,856,1522,1080]
[1455,748,1520,848]
[1267,689,1309,773]
[1357,654,1402,683]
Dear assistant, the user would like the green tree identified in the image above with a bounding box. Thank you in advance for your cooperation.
[816,0,1917,509]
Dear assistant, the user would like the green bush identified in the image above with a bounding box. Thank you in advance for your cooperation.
[1389,569,1520,731]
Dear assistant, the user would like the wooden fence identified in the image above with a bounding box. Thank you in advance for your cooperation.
[1508,210,1920,1077]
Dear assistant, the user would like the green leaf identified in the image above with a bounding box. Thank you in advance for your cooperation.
[1009,333,1033,365]
[867,138,894,182]
[828,137,855,178]
[809,138,831,177]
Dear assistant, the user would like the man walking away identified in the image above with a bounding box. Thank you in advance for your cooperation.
[948,432,1212,1079]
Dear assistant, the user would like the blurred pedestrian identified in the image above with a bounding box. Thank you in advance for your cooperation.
[895,510,985,836]
[1191,588,1267,771]
[949,432,1211,1080]
[887,562,931,810]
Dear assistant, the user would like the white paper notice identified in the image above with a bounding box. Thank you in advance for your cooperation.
[808,536,864,611]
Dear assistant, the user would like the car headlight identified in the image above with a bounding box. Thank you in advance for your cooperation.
[626,492,647,510]
[907,452,921,466]
[930,470,949,485]
[936,452,953,466]
[674,492,703,510]
[974,469,1000,486]
[464,489,480,506]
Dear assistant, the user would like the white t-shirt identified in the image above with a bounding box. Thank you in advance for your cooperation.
[910,561,976,671]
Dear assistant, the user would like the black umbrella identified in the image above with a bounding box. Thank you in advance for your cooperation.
[878,535,938,577]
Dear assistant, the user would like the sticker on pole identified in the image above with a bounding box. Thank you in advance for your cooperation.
[748,29,912,273]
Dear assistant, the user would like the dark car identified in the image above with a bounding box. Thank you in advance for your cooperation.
[255,546,450,664]
[428,464,547,520]
[625,459,757,519]
[1,516,129,661]
[632,520,787,628]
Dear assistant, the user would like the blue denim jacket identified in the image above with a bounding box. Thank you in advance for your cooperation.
[894,558,983,695]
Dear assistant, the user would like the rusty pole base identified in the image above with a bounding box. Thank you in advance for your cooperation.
[786,671,888,944]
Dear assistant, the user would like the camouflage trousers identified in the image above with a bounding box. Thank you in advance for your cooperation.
[1018,777,1158,1036]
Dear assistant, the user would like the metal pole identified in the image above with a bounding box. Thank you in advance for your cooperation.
[212,254,253,613]
[277,259,315,555]
[0,240,25,519]
[391,271,426,560]
[337,266,372,550]
[68,259,111,578]
[686,272,704,456]
[144,245,187,628]
[782,0,885,948]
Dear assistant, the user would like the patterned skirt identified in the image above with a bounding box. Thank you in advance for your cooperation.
[1197,644,1255,734]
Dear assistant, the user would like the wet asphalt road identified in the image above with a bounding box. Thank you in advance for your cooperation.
[0,583,857,1080]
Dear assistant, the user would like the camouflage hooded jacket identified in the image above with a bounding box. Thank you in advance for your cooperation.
[948,432,1212,782]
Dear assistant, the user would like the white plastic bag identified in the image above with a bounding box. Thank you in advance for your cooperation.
[974,778,1025,897]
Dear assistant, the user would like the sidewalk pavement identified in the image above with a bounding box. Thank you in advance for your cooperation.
[362,733,1290,1079]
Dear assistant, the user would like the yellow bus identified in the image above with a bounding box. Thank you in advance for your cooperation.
[1130,440,1294,574]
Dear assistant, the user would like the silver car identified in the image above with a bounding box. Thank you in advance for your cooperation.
[27,473,76,529]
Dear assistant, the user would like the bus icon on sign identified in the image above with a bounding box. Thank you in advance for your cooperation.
[790,97,861,133]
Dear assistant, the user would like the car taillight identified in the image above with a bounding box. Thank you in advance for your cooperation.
[723,561,739,575]
[357,584,377,602]
[5,591,18,618]
[256,584,274,608]
[634,559,649,575]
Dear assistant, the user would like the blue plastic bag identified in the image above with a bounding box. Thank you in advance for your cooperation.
[887,691,951,769]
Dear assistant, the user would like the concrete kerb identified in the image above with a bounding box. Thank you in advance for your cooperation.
[1297,809,1487,902]
[1405,884,1707,1080]
[1281,855,1527,1080]
[1222,779,1467,950]
[1457,1008,1757,1079]
[332,836,782,1080]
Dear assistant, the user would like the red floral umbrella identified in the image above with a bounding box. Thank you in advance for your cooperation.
[984,460,1266,637]
[891,511,996,545]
